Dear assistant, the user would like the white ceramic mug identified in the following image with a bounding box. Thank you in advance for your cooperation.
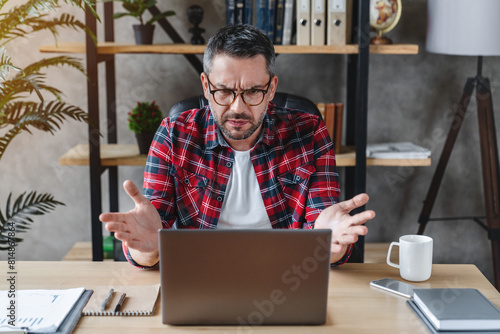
[386,235,433,282]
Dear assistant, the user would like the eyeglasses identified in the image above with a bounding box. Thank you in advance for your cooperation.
[206,75,272,106]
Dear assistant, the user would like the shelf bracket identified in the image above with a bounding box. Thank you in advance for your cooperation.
[148,5,204,74]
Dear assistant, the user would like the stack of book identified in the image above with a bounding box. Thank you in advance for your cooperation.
[407,288,500,333]
[227,0,294,44]
[315,102,343,153]
[226,0,352,46]
[366,142,431,160]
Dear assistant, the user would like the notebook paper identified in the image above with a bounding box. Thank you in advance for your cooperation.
[82,285,160,316]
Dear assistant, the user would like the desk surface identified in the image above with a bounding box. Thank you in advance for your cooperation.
[2,262,499,333]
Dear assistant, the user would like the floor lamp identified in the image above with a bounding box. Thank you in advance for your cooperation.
[417,0,500,289]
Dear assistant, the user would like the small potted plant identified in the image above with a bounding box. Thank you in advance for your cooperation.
[108,0,176,44]
[128,101,164,154]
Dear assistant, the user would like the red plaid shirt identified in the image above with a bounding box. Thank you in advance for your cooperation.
[126,102,351,267]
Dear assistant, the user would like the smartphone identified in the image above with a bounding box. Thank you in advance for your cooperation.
[369,278,418,299]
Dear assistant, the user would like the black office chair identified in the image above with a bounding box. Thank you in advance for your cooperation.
[167,92,362,263]
[168,92,321,119]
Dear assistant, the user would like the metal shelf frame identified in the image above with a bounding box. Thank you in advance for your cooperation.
[84,1,372,261]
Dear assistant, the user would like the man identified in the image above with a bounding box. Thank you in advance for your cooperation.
[100,24,375,268]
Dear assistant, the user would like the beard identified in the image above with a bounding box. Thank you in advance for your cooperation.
[210,102,267,141]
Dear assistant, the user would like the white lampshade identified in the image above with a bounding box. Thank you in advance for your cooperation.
[426,0,500,56]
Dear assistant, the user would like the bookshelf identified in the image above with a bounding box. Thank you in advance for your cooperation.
[40,1,422,261]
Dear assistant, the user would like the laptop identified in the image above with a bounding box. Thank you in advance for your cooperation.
[159,229,332,326]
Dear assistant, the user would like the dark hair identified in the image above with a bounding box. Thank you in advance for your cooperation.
[203,24,276,77]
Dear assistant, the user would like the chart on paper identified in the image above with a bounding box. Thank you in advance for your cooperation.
[0,287,85,332]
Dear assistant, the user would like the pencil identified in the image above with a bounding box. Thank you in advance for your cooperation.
[100,288,114,312]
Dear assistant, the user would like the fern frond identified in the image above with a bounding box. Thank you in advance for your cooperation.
[0,101,88,162]
[0,1,52,41]
[0,72,69,109]
[62,0,98,20]
[0,191,64,250]
[0,3,97,46]
[0,101,39,126]
[0,74,47,109]
[20,56,86,79]
[0,47,21,82]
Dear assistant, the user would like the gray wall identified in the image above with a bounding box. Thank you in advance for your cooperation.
[2,0,499,284]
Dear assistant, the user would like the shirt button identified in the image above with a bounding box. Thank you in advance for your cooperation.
[184,178,190,185]
[217,196,223,202]
[295,175,302,182]
[226,162,232,168]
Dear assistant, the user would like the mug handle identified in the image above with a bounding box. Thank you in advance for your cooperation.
[387,242,400,269]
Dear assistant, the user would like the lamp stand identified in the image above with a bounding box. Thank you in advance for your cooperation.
[417,56,500,289]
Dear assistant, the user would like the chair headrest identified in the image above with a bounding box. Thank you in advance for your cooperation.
[168,92,321,119]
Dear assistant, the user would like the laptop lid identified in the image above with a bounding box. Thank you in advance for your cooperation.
[159,229,331,326]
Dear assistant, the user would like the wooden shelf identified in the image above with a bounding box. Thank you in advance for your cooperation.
[40,42,418,55]
[59,144,430,167]
[59,144,147,166]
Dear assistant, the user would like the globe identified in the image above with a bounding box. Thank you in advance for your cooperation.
[369,0,402,44]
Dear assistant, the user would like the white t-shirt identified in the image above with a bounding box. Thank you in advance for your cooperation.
[217,149,272,229]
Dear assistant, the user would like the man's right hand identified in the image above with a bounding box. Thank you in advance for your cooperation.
[100,180,162,266]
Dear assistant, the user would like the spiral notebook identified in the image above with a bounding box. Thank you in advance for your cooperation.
[82,284,160,316]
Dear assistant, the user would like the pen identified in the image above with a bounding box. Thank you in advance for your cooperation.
[114,293,126,313]
[100,288,114,312]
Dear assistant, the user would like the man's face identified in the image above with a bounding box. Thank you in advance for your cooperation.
[201,54,278,151]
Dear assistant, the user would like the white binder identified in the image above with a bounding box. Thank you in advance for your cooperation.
[311,0,326,45]
[296,0,311,45]
[327,0,352,45]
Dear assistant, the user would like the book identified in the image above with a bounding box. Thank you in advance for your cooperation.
[412,288,500,331]
[366,142,431,159]
[235,0,245,24]
[315,102,326,121]
[281,0,294,45]
[256,0,268,34]
[226,0,236,25]
[244,0,254,25]
[82,285,160,316]
[334,102,343,152]
[324,102,336,143]
[0,287,90,333]
[274,0,285,44]
[407,299,500,334]
[267,0,276,41]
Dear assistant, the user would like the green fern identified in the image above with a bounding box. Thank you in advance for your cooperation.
[0,192,65,250]
[0,13,95,46]
[0,100,89,161]
[0,0,97,42]
[22,56,86,78]
[0,48,20,83]
[0,56,85,110]
[0,0,98,250]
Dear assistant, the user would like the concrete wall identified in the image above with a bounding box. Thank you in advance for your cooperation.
[2,0,499,284]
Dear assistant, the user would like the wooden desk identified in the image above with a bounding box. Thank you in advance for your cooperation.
[2,262,499,333]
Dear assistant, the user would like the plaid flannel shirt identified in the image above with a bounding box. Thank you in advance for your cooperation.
[125,102,352,267]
